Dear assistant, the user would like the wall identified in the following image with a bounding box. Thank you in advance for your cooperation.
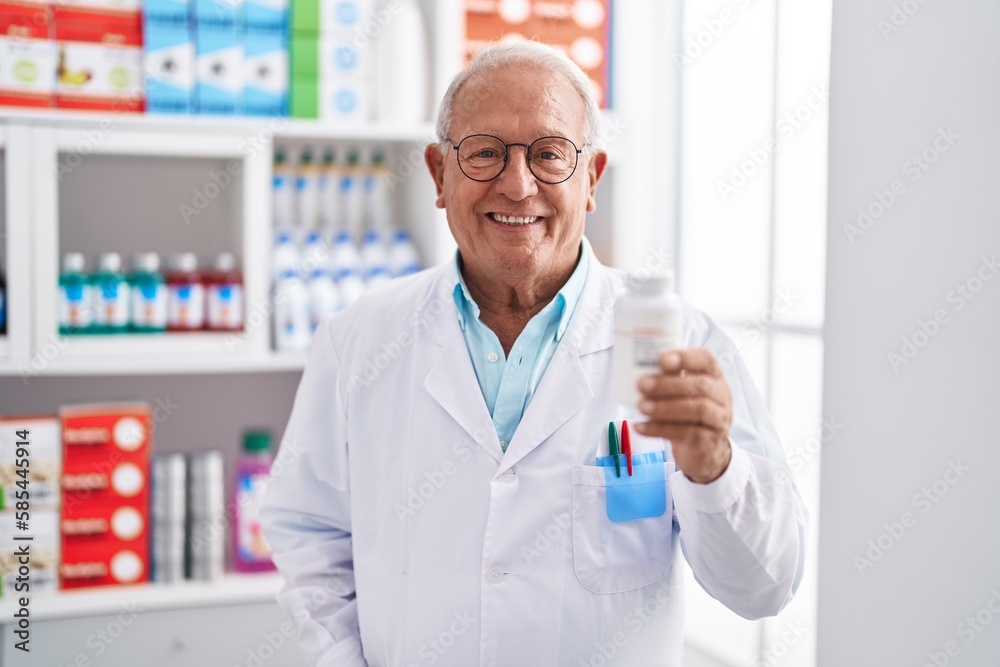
[820,1,1000,665]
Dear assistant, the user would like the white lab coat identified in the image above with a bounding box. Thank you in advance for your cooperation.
[261,249,808,667]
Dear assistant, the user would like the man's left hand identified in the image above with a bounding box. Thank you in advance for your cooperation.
[633,348,733,484]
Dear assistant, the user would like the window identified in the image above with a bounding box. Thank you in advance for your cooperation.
[677,1,832,665]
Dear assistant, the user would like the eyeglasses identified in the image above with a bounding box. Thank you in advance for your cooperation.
[446,134,586,185]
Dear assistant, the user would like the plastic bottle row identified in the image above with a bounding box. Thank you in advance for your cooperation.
[273,144,395,235]
[58,252,244,335]
[271,227,421,352]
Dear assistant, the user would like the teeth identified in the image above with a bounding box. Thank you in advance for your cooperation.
[491,213,538,225]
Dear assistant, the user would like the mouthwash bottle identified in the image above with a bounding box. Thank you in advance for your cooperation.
[233,430,276,572]
[92,253,130,334]
[59,253,94,335]
[129,253,168,333]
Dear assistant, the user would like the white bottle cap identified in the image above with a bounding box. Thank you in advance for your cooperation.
[98,252,122,273]
[632,268,675,295]
[63,252,86,273]
[131,252,160,273]
[213,252,236,272]
[171,252,199,273]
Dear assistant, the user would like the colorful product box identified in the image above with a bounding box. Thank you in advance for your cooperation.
[319,0,371,36]
[0,2,56,108]
[59,402,151,590]
[243,30,285,115]
[289,75,315,118]
[195,22,241,114]
[53,0,142,39]
[319,76,365,121]
[318,34,364,80]
[144,20,195,113]
[0,417,61,511]
[0,509,59,598]
[54,19,144,111]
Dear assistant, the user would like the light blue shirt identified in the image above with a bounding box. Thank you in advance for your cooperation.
[452,238,590,452]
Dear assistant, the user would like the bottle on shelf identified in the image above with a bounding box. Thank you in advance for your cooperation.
[387,228,422,278]
[166,252,206,332]
[307,267,341,333]
[129,252,168,333]
[330,229,362,277]
[59,252,94,335]
[272,230,301,282]
[205,252,244,332]
[92,252,130,334]
[187,450,225,581]
[295,148,320,231]
[374,0,429,124]
[359,229,388,283]
[233,430,276,573]
[341,148,364,238]
[273,269,311,351]
[0,267,7,336]
[364,148,393,231]
[301,230,330,277]
[337,268,367,307]
[318,147,341,232]
[272,149,294,231]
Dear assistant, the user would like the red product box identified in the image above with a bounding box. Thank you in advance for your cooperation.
[53,14,144,112]
[0,3,56,108]
[53,0,141,38]
[59,403,151,590]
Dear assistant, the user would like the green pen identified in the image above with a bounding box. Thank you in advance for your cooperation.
[608,421,621,478]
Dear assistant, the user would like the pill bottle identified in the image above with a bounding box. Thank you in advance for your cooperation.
[612,270,684,406]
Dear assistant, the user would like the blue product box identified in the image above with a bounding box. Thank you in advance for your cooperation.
[143,0,191,25]
[243,31,287,116]
[194,0,244,29]
[144,21,196,113]
[244,0,287,34]
[195,23,243,115]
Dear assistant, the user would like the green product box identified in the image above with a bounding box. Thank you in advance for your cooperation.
[291,76,318,118]
[290,0,319,34]
[291,32,318,75]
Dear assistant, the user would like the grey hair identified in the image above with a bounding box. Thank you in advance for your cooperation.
[435,40,603,154]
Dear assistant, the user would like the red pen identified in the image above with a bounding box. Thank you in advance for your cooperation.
[622,420,633,476]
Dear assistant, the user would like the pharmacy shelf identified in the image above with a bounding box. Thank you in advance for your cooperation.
[0,573,284,623]
[0,108,437,143]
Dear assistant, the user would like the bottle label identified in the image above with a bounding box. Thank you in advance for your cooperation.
[236,473,273,562]
[94,282,129,327]
[207,283,244,329]
[60,283,94,329]
[613,330,684,406]
[168,283,205,328]
[131,283,168,328]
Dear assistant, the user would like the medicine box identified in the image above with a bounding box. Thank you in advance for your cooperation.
[53,0,142,38]
[244,0,287,34]
[319,77,366,122]
[144,20,195,113]
[0,417,61,511]
[195,22,242,115]
[54,18,144,111]
[59,402,151,590]
[243,30,286,116]
[194,0,244,30]
[143,0,191,25]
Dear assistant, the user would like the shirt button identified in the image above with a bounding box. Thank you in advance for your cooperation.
[487,352,499,363]
[499,439,508,451]
[486,568,509,584]
[498,469,515,483]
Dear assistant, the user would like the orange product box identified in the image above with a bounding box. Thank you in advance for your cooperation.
[0,4,57,108]
[59,402,151,589]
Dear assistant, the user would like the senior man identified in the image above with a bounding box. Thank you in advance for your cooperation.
[261,41,807,666]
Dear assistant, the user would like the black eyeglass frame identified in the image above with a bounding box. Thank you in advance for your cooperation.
[446,134,587,185]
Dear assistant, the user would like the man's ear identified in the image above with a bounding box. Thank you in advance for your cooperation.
[586,150,609,213]
[424,143,447,209]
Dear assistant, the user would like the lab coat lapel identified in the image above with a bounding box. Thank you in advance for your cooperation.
[421,271,503,464]
[498,260,619,472]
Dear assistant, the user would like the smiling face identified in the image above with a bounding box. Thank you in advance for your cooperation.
[426,66,607,290]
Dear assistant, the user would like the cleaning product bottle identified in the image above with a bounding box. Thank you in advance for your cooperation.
[387,229,421,277]
[92,252,130,334]
[129,252,168,333]
[205,252,244,331]
[364,148,393,230]
[359,229,387,283]
[307,267,341,332]
[233,430,276,572]
[59,252,93,335]
[612,270,685,407]
[166,252,206,331]
[272,230,301,282]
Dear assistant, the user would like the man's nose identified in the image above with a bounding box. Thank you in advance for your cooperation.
[494,145,538,200]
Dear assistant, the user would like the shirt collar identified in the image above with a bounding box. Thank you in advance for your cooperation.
[452,237,591,341]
